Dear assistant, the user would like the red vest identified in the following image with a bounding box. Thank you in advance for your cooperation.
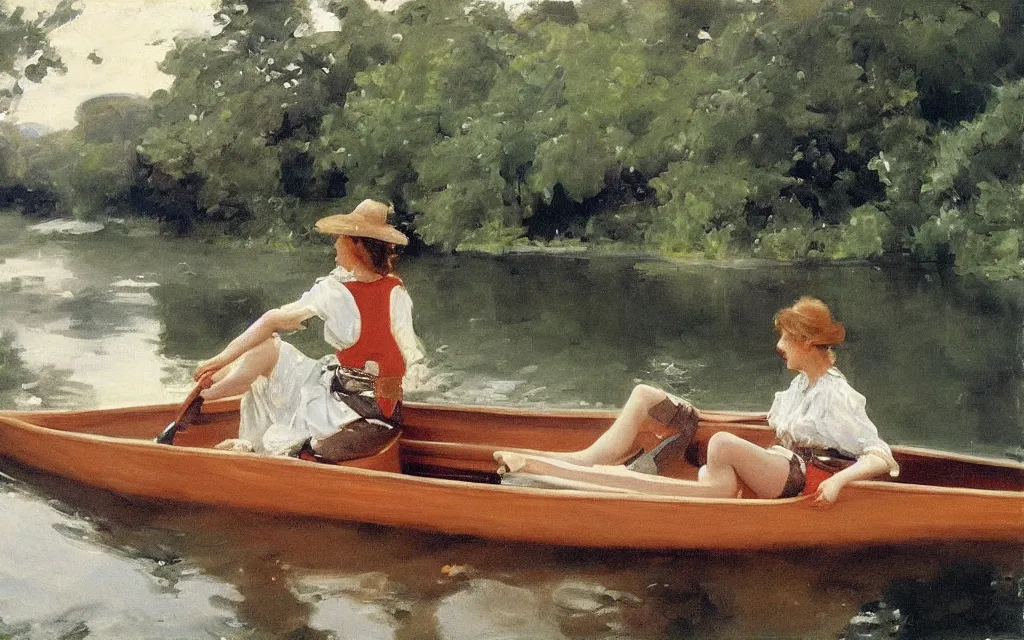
[337,276,406,418]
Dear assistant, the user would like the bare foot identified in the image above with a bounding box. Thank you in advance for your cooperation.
[493,451,529,474]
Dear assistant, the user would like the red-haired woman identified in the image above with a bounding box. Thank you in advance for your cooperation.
[495,297,899,504]
[187,199,423,462]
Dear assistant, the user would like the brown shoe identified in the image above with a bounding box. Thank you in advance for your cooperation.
[648,394,699,444]
[629,395,699,475]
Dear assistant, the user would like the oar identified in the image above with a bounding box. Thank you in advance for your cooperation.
[155,382,208,445]
[697,409,769,425]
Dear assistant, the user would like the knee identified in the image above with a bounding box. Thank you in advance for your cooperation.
[255,335,281,355]
[630,384,666,408]
[706,431,743,463]
[247,336,280,362]
[243,336,281,376]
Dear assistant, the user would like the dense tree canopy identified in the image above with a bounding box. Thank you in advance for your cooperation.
[3,0,1024,276]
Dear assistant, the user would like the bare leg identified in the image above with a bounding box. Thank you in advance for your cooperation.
[497,431,793,498]
[201,337,281,401]
[696,432,792,497]
[516,385,687,466]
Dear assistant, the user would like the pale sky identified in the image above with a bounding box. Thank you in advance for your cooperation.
[5,0,538,131]
[7,0,220,130]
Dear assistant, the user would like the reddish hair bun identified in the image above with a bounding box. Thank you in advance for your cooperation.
[774,297,845,346]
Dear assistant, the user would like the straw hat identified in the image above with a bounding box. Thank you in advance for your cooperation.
[314,199,409,245]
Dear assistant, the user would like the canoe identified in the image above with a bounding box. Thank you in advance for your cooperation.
[0,398,1020,550]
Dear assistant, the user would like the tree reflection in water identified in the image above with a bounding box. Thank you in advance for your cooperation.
[0,461,1019,639]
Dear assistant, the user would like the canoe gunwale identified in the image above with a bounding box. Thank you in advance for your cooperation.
[7,399,1018,470]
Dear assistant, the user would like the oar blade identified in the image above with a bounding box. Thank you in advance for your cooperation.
[154,422,180,445]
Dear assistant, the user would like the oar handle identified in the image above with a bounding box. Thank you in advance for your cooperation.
[171,383,206,426]
[155,381,209,445]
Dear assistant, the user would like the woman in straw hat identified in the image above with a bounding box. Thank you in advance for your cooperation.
[188,199,424,462]
[495,297,898,504]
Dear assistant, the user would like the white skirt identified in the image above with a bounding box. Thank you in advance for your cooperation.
[239,340,362,456]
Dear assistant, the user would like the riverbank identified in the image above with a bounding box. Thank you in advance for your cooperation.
[2,209,934,277]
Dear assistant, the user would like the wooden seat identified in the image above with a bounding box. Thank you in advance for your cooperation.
[336,434,402,473]
[296,435,403,472]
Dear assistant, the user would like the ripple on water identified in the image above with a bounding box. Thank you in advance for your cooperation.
[0,488,244,639]
[291,572,410,638]
[28,219,105,235]
[0,256,76,293]
[435,579,566,640]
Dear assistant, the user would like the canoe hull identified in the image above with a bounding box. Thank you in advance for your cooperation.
[1,402,1021,550]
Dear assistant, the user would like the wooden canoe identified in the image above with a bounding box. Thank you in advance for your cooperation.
[0,398,1020,550]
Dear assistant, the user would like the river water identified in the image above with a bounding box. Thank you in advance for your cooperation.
[0,212,1021,639]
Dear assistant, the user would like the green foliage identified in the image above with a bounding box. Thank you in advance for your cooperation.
[3,0,1024,277]
[74,95,153,144]
[834,204,892,258]
[0,124,28,190]
[586,203,656,245]
[914,79,1024,276]
[409,118,512,249]
[757,204,893,261]
[3,95,153,218]
[0,2,72,114]
[649,160,757,257]
[133,0,399,231]
[0,3,72,211]
[519,22,657,201]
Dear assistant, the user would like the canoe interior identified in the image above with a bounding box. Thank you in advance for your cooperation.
[4,398,1021,493]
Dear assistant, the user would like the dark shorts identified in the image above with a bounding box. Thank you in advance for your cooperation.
[777,453,805,499]
[778,446,854,497]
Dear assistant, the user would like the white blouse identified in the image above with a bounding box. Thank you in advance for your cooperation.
[768,368,899,476]
[282,267,424,367]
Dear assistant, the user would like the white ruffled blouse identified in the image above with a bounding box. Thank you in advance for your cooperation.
[283,267,424,367]
[235,268,425,456]
[768,368,899,476]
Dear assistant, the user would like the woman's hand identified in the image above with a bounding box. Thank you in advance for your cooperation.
[194,354,231,387]
[189,306,312,389]
[811,453,890,507]
[812,475,844,506]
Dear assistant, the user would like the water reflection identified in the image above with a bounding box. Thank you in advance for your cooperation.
[0,484,243,639]
[0,250,184,408]
[151,282,269,360]
[1,458,1020,639]
[1,213,1022,638]
[3,460,1021,639]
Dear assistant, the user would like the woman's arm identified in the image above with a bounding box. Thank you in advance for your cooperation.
[390,286,424,366]
[808,377,900,501]
[813,452,890,505]
[193,305,314,383]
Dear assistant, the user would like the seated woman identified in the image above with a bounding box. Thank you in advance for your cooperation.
[494,297,899,504]
[187,199,424,462]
